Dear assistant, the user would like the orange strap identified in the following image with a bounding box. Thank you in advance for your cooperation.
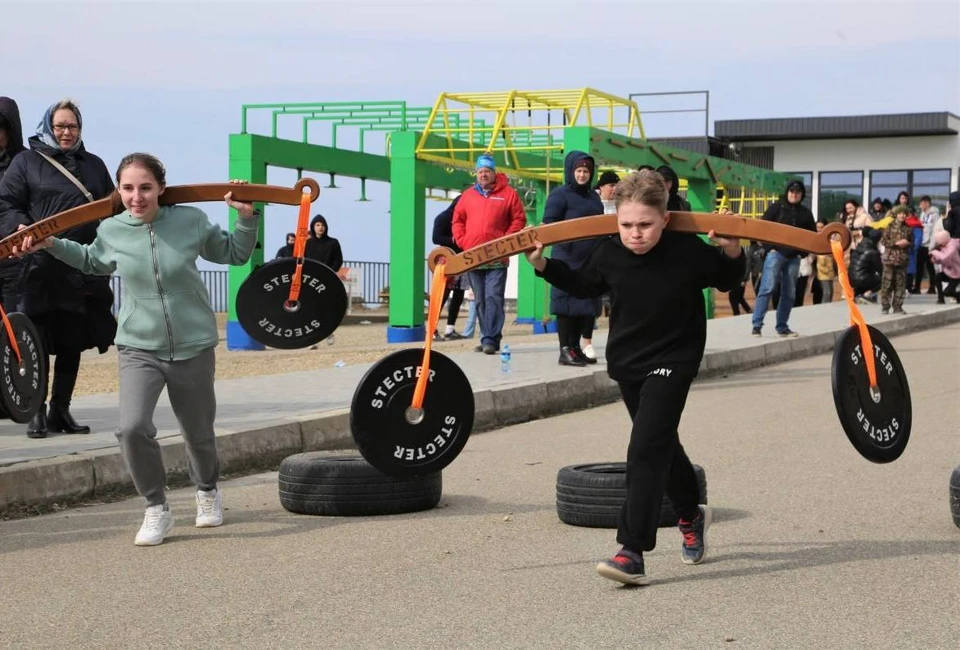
[287,192,313,304]
[0,302,22,366]
[410,263,448,409]
[831,238,878,388]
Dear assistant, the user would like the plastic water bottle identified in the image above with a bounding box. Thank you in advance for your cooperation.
[500,344,511,374]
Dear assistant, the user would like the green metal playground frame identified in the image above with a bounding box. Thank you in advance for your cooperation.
[225,89,794,349]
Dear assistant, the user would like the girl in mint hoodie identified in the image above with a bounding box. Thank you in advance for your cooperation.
[14,152,259,547]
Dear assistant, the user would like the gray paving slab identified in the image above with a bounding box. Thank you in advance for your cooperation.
[1,295,958,511]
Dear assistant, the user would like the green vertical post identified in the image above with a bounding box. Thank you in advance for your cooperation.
[686,178,718,319]
[226,134,267,350]
[516,184,549,329]
[387,130,426,342]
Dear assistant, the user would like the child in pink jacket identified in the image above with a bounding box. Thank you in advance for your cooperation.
[930,230,960,303]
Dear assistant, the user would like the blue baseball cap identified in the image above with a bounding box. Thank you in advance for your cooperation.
[475,154,496,172]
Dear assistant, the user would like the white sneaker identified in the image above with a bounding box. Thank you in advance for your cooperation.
[582,344,597,360]
[196,488,223,528]
[134,504,174,546]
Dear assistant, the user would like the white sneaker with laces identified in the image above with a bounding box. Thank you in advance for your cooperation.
[135,504,174,546]
[582,344,597,360]
[196,488,223,528]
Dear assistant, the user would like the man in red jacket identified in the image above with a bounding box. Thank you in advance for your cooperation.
[452,153,527,354]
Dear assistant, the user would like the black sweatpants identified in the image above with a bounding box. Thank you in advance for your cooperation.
[556,314,593,349]
[617,365,701,552]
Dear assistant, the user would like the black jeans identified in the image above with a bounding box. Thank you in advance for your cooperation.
[40,348,82,405]
[580,316,596,339]
[728,283,751,315]
[935,272,960,302]
[439,288,465,327]
[810,275,823,304]
[794,275,810,307]
[617,365,701,552]
[556,315,594,350]
[914,247,935,292]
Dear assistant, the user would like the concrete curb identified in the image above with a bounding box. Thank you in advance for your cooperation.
[2,307,958,515]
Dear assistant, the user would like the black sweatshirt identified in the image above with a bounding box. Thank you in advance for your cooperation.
[537,231,745,382]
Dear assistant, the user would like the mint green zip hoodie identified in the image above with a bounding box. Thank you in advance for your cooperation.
[47,205,260,361]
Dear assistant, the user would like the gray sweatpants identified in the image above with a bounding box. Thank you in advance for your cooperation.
[117,346,219,507]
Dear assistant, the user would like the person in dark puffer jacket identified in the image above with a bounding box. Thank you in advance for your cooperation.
[0,97,27,313]
[749,180,816,338]
[656,165,691,212]
[432,194,469,340]
[0,98,117,439]
[850,227,883,302]
[0,97,26,184]
[542,151,605,366]
[942,191,960,240]
[303,214,343,272]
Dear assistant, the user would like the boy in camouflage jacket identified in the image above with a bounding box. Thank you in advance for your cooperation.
[879,206,913,314]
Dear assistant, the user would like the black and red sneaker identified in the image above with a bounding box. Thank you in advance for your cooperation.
[678,505,712,565]
[595,549,650,586]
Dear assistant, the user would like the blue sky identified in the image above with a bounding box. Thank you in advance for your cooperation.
[4,0,959,266]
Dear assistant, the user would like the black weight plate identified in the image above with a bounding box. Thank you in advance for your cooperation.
[236,258,347,350]
[831,325,911,464]
[350,349,474,477]
[0,312,46,423]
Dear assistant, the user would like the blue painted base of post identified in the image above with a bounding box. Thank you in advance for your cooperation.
[514,317,536,325]
[532,319,557,335]
[226,320,265,351]
[387,325,426,343]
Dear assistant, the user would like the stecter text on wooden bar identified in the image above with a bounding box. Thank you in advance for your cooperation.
[427,212,852,276]
[0,179,321,259]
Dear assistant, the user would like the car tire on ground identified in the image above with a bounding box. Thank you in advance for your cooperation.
[950,465,960,529]
[556,462,707,529]
[278,453,442,516]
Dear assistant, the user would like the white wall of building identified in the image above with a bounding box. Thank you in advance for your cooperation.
[507,126,960,299]
[506,255,519,300]
[760,134,960,219]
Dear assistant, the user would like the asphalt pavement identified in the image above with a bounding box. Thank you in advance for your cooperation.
[0,325,957,649]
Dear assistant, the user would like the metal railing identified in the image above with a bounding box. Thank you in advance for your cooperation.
[108,262,398,314]
[109,270,230,314]
[341,260,390,306]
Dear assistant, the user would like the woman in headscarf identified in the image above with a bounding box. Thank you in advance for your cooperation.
[0,98,117,438]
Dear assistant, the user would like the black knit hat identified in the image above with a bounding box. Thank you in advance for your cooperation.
[595,170,620,189]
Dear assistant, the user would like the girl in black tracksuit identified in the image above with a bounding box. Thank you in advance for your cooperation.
[528,171,745,585]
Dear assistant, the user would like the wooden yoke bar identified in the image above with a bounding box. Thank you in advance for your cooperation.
[0,178,321,259]
[427,212,852,276]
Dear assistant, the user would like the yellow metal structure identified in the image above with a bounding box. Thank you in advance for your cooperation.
[416,88,644,182]
[673,180,777,218]
[714,185,780,218]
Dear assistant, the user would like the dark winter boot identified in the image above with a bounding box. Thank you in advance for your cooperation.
[572,347,596,365]
[47,373,90,434]
[27,404,47,439]
[559,347,587,367]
